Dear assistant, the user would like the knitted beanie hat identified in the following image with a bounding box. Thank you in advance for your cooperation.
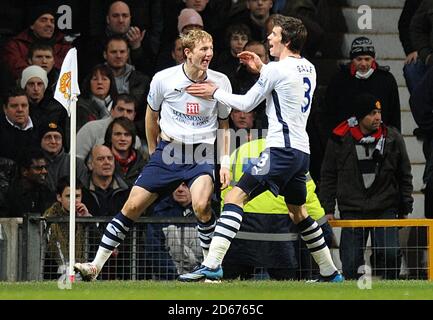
[353,93,382,120]
[350,36,376,59]
[20,65,48,89]
[177,8,204,34]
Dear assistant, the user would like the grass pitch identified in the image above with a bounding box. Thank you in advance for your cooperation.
[0,280,433,300]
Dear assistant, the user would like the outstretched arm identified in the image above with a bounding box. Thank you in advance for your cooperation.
[186,75,267,113]
[238,51,264,73]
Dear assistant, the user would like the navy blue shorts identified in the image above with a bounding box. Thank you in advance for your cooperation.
[237,147,309,205]
[134,140,215,195]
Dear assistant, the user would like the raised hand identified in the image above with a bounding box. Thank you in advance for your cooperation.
[126,26,146,50]
[238,51,263,73]
[76,202,92,217]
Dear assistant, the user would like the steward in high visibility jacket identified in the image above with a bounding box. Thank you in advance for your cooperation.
[222,138,333,280]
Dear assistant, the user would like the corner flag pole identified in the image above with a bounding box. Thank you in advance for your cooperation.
[54,48,80,286]
[68,95,77,284]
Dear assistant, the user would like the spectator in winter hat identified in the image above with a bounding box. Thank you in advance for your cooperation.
[20,65,48,105]
[2,5,72,79]
[177,8,204,35]
[322,36,401,143]
[320,92,412,280]
[21,64,68,139]
[39,121,88,193]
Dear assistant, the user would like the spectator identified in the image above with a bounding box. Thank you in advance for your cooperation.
[155,8,204,71]
[320,93,413,279]
[81,145,129,217]
[145,183,203,279]
[231,40,269,129]
[20,65,67,131]
[77,64,118,131]
[275,0,325,59]
[2,5,72,80]
[103,35,150,139]
[103,117,148,187]
[230,109,256,131]
[410,67,433,218]
[76,94,143,161]
[180,1,232,52]
[0,87,39,162]
[171,37,186,65]
[76,0,158,79]
[27,43,59,97]
[212,23,251,80]
[399,0,424,93]
[43,177,91,275]
[81,144,130,280]
[0,157,16,217]
[5,147,55,217]
[177,8,204,35]
[322,36,401,141]
[39,121,88,193]
[231,0,273,42]
[20,65,48,107]
[409,0,433,80]
[155,37,186,72]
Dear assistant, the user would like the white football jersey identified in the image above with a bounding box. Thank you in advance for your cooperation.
[147,64,232,144]
[214,56,316,154]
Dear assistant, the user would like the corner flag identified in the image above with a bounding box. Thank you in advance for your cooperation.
[54,48,80,286]
[54,48,80,116]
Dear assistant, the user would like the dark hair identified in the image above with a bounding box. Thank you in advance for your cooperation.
[244,40,269,59]
[56,176,84,195]
[17,147,45,169]
[272,14,307,54]
[112,93,137,111]
[27,42,54,60]
[104,116,137,149]
[225,23,251,46]
[81,64,118,100]
[104,34,129,52]
[3,87,28,107]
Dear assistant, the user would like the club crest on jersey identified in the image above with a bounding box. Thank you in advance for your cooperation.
[186,102,200,115]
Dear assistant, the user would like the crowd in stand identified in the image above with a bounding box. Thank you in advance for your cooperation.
[0,0,431,281]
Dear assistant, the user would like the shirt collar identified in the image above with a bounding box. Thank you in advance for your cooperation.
[5,115,33,131]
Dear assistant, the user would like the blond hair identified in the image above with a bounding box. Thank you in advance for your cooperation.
[180,29,213,52]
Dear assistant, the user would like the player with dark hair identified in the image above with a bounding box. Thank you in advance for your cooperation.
[179,15,342,282]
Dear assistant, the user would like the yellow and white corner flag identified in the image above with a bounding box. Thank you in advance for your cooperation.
[54,48,80,116]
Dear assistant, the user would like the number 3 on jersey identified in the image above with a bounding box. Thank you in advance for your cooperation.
[302,77,312,113]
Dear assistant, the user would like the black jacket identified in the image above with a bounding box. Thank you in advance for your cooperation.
[410,0,433,64]
[399,0,423,55]
[81,175,130,217]
[323,63,401,136]
[410,62,433,134]
[0,113,39,162]
[5,177,55,218]
[319,126,413,216]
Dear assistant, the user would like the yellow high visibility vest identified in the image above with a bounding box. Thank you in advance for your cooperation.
[222,138,326,222]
